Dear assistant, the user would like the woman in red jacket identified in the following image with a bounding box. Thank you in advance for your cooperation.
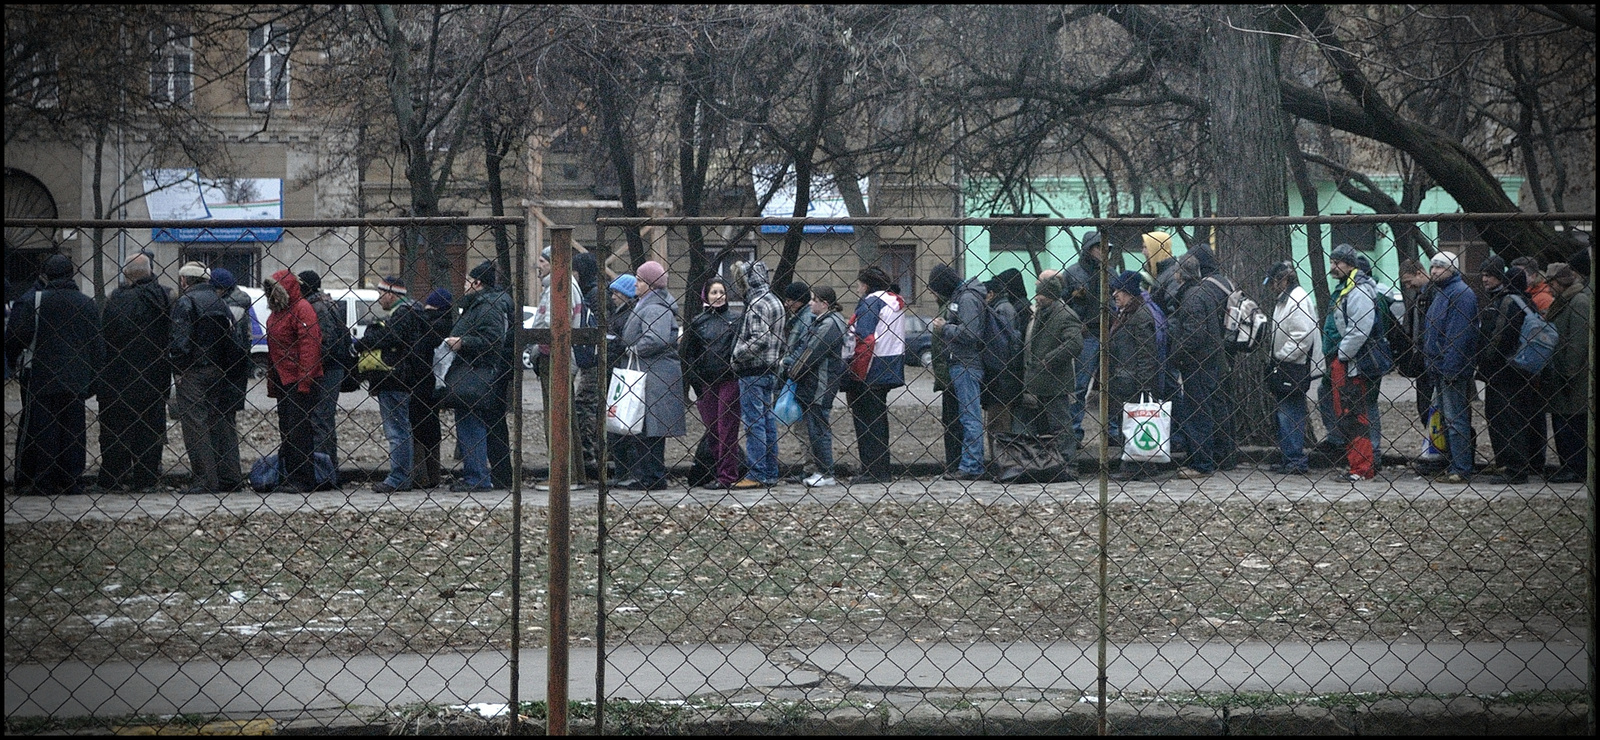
[263,269,323,493]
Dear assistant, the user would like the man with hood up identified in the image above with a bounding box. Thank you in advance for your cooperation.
[1169,244,1233,479]
[729,259,787,489]
[263,268,324,493]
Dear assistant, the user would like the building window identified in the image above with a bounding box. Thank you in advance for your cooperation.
[8,46,59,109]
[248,23,291,108]
[878,244,916,299]
[703,244,754,282]
[989,215,1047,252]
[1332,222,1379,252]
[150,25,193,106]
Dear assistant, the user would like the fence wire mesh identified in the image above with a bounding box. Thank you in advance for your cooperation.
[2,213,1594,735]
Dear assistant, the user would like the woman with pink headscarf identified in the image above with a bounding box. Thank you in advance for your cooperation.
[614,261,686,489]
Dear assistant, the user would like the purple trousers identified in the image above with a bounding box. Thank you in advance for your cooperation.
[696,379,743,486]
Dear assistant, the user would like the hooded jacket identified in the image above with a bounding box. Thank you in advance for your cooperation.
[1328,270,1380,376]
[265,269,323,395]
[731,260,786,376]
[938,276,989,368]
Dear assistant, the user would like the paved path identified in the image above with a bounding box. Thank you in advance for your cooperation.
[6,635,1587,720]
[4,470,1585,524]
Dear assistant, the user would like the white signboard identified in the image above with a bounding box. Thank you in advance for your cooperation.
[143,169,283,242]
[753,165,868,234]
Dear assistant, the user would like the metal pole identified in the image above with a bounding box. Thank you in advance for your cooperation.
[508,220,527,733]
[1586,250,1595,737]
[594,225,611,734]
[1096,236,1111,736]
[547,227,574,735]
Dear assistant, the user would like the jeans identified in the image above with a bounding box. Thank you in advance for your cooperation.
[696,379,743,486]
[949,363,986,475]
[456,407,492,488]
[1175,365,1222,473]
[1068,334,1100,439]
[1435,376,1475,476]
[377,390,413,488]
[803,399,835,476]
[739,374,780,484]
[1275,391,1311,471]
[940,389,962,471]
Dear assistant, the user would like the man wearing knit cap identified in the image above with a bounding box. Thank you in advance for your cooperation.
[1421,250,1477,483]
[1320,243,1383,482]
[357,275,425,493]
[172,259,245,493]
[211,268,253,476]
[1475,254,1538,484]
[929,262,988,480]
[728,260,786,488]
[97,252,175,491]
[779,280,815,467]
[1062,231,1112,443]
[7,254,102,496]
[445,260,513,491]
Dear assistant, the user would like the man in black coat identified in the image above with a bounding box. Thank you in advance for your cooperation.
[1169,245,1233,479]
[97,253,174,491]
[355,276,427,493]
[5,254,103,496]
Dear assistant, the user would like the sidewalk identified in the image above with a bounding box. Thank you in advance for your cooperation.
[6,635,1588,722]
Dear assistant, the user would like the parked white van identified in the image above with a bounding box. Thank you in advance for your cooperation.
[239,286,383,377]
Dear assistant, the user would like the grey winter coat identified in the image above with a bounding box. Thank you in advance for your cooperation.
[621,288,687,438]
[1544,281,1592,415]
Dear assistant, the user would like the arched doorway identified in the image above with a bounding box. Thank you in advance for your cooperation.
[5,168,60,304]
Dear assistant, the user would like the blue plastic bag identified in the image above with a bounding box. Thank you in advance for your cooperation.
[774,379,803,425]
[249,452,337,492]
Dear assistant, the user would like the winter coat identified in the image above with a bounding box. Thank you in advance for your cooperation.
[938,277,988,369]
[789,308,847,406]
[1147,257,1182,316]
[1327,272,1381,377]
[846,289,907,389]
[1422,272,1478,382]
[1270,284,1320,367]
[264,269,324,396]
[621,287,687,438]
[305,291,350,372]
[682,302,742,394]
[452,286,511,372]
[171,282,229,371]
[1543,281,1592,415]
[1023,296,1084,399]
[782,306,816,372]
[1063,254,1108,333]
[1476,285,1527,382]
[356,298,428,393]
[220,287,253,413]
[5,276,103,399]
[1105,298,1156,401]
[605,300,634,365]
[100,275,173,402]
[1169,261,1228,376]
[731,261,786,377]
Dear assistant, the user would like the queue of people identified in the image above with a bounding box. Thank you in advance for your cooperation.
[5,236,1592,496]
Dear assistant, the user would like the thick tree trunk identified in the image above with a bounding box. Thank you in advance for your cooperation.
[1205,5,1290,449]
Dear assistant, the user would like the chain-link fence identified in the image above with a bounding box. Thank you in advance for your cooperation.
[4,213,1595,735]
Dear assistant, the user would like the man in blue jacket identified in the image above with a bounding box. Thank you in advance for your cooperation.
[1421,251,1478,483]
[929,263,988,481]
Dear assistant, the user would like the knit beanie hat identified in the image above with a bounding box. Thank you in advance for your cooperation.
[609,274,638,299]
[209,268,237,292]
[1479,254,1508,284]
[424,288,453,309]
[929,263,962,298]
[296,270,322,293]
[1430,251,1460,273]
[178,261,209,280]
[44,254,75,279]
[469,260,497,285]
[1110,270,1142,297]
[637,260,667,290]
[782,281,811,302]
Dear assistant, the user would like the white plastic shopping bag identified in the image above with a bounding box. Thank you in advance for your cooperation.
[604,353,648,435]
[1121,394,1172,464]
[432,341,456,391]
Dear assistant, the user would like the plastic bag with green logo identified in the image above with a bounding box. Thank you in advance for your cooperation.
[1120,394,1172,464]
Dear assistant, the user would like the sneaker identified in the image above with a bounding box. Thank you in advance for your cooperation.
[803,472,825,487]
[1345,473,1375,482]
[730,478,765,490]
[1432,472,1469,484]
[1175,467,1210,480]
[372,482,410,494]
[805,475,838,488]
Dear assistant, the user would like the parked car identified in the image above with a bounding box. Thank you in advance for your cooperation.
[241,286,382,379]
[902,312,934,368]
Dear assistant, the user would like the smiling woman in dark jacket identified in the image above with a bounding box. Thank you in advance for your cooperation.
[681,276,743,488]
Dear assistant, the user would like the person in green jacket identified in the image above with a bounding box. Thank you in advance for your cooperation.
[1019,272,1084,474]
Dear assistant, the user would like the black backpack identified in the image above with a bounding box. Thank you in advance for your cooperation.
[980,302,1018,378]
[311,296,355,371]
